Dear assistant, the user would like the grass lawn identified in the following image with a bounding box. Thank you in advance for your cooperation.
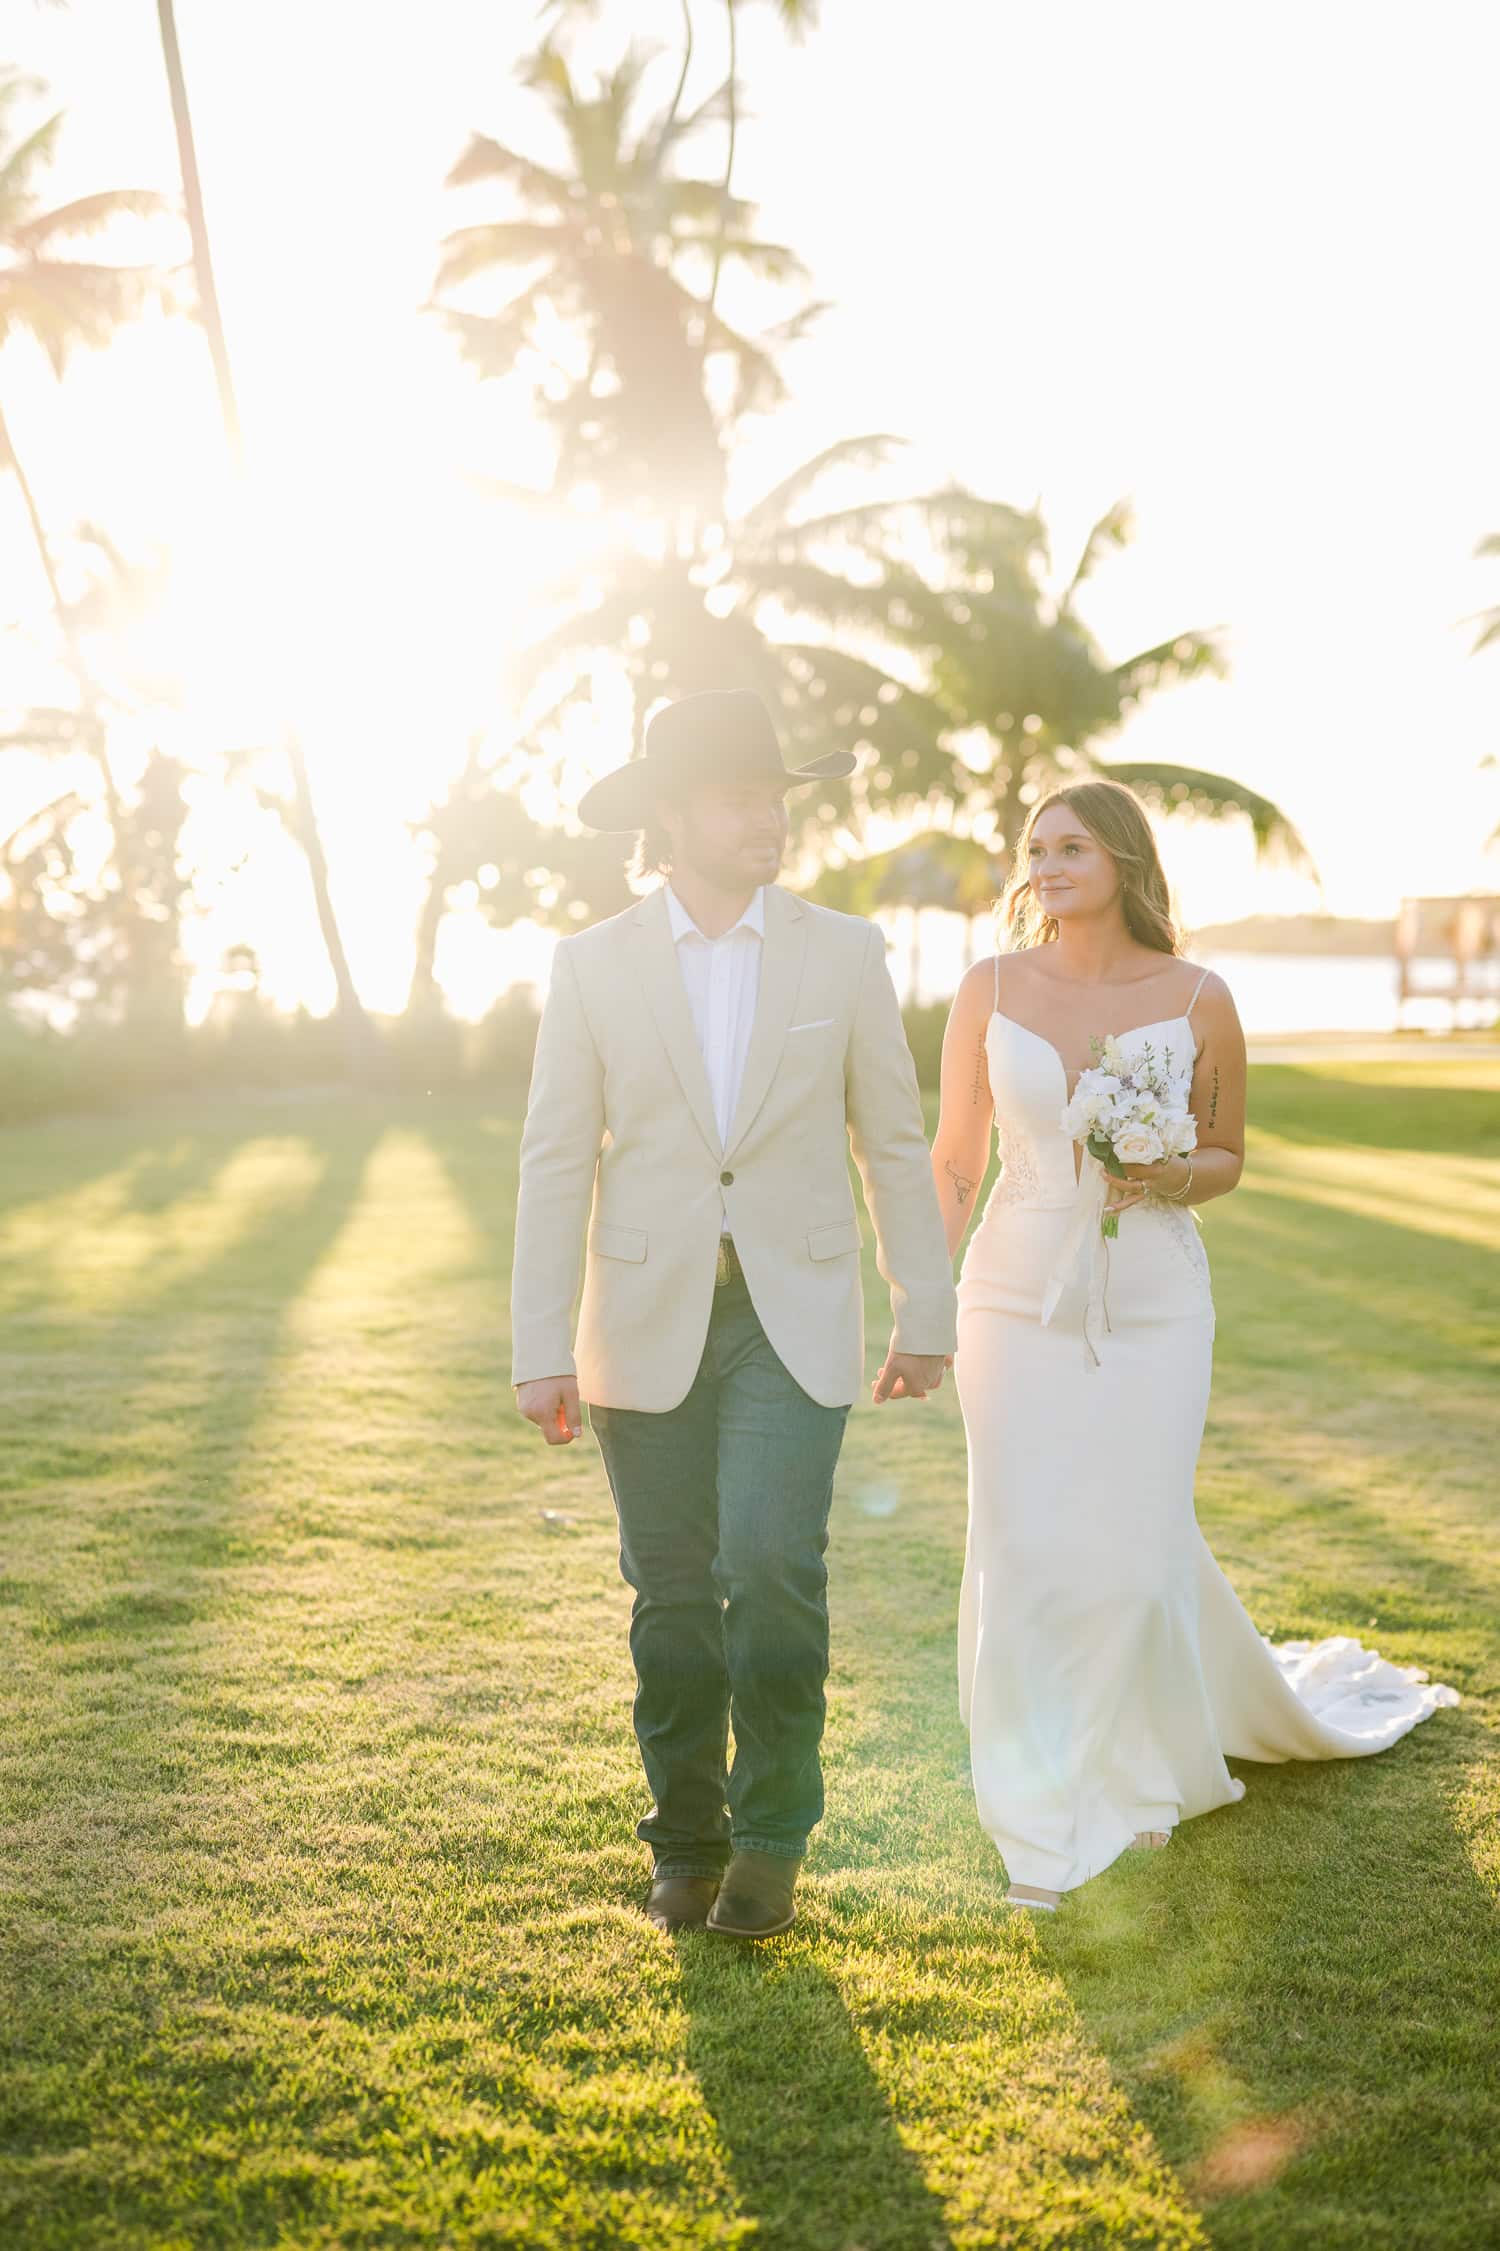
[1,1056,1496,2250]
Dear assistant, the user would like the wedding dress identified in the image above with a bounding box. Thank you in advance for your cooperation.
[954,961,1458,1895]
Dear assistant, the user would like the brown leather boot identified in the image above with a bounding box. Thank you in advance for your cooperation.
[705,1848,799,1939]
[643,1873,720,1932]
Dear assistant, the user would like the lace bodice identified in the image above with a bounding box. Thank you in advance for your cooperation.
[980,1009,1201,1220]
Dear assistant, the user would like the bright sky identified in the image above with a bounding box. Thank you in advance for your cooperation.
[3,0,1499,1014]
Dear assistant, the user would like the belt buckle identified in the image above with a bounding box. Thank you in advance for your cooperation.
[715,1239,732,1289]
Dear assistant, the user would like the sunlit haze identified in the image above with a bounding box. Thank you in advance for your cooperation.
[3,1,1499,1017]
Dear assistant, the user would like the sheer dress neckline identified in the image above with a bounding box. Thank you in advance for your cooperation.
[990,1008,1195,1103]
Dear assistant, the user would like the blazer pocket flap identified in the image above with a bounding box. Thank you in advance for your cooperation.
[807,1219,862,1261]
[590,1222,648,1263]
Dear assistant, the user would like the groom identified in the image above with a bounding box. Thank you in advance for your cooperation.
[511,690,956,1937]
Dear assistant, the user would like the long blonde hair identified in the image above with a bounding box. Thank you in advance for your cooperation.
[1000,780,1180,955]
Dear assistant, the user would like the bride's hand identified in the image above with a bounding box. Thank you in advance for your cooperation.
[1105,1156,1187,1215]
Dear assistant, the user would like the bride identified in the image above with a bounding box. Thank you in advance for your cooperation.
[930,779,1457,1912]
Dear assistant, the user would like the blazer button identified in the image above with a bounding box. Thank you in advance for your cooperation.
[720,1170,734,1186]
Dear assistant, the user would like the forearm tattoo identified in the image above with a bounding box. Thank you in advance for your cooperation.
[971,1036,988,1106]
[1207,1066,1220,1128]
[945,1158,975,1208]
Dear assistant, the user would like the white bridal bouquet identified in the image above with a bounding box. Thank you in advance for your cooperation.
[1059,1035,1198,1240]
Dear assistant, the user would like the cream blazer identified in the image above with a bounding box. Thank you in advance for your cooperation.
[511,883,957,1411]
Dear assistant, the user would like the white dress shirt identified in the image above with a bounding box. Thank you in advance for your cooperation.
[666,885,764,1226]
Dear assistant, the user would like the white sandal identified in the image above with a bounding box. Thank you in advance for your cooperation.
[1003,1887,1060,1913]
[1131,1830,1172,1851]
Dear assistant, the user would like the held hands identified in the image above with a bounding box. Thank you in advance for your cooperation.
[516,1375,582,1444]
[872,1344,950,1404]
[1103,1153,1191,1220]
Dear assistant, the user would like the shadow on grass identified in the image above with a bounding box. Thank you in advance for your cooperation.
[1059,1711,1500,2241]
[9,1117,385,1522]
[676,1935,953,2251]
[1245,1066,1500,1158]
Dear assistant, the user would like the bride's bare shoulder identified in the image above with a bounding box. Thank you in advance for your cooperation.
[951,957,999,1022]
[1180,958,1236,1009]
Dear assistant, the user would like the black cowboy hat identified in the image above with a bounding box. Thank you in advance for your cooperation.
[575,689,858,833]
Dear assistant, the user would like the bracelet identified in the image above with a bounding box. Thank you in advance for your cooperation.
[1163,1156,1194,1202]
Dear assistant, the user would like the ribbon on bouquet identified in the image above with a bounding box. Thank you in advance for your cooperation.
[1040,1155,1112,1369]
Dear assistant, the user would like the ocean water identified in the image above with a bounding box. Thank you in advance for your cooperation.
[1195,951,1498,1036]
[888,916,1499,1035]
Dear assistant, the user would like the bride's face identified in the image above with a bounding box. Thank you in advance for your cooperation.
[1026,807,1120,920]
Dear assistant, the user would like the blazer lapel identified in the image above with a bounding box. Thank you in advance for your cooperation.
[631,889,722,1158]
[725,885,808,1157]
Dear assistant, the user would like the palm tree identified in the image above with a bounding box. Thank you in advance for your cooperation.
[407,737,636,1014]
[0,75,164,605]
[853,490,1312,869]
[432,42,818,525]
[0,68,170,1007]
[151,3,372,1058]
[542,0,819,315]
[507,432,960,850]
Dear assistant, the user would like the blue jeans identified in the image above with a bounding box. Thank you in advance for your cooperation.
[590,1266,850,1879]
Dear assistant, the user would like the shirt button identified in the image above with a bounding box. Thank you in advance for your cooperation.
[720,1170,734,1186]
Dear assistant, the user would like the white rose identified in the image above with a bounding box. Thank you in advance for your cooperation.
[1114,1125,1164,1167]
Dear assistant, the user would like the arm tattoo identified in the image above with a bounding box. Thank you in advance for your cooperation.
[945,1158,975,1208]
[1207,1066,1220,1128]
[970,1036,988,1106]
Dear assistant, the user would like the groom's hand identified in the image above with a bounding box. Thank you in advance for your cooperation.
[872,1348,947,1404]
[516,1376,582,1444]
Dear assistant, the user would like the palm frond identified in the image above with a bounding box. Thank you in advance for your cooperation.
[8,188,170,248]
[433,220,568,292]
[758,0,821,33]
[444,132,573,206]
[1097,757,1315,871]
[0,106,63,215]
[1470,608,1500,656]
[735,436,907,536]
[731,553,955,646]
[651,75,734,159]
[756,299,831,350]
[1,787,85,865]
[0,259,158,370]
[1111,630,1228,699]
[1058,497,1135,615]
[0,707,89,755]
[434,282,548,379]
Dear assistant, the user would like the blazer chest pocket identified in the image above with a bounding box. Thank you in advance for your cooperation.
[590,1222,648,1263]
[807,1218,861,1261]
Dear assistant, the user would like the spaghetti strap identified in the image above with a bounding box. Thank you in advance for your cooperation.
[993,953,1001,1014]
[1186,965,1212,1017]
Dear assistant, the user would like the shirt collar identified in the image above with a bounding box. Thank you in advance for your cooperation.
[665,884,766,945]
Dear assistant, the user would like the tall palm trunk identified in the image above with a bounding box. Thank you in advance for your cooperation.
[706,0,738,315]
[407,848,451,1017]
[155,0,375,1067]
[290,751,372,1037]
[0,398,132,928]
[156,0,240,461]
